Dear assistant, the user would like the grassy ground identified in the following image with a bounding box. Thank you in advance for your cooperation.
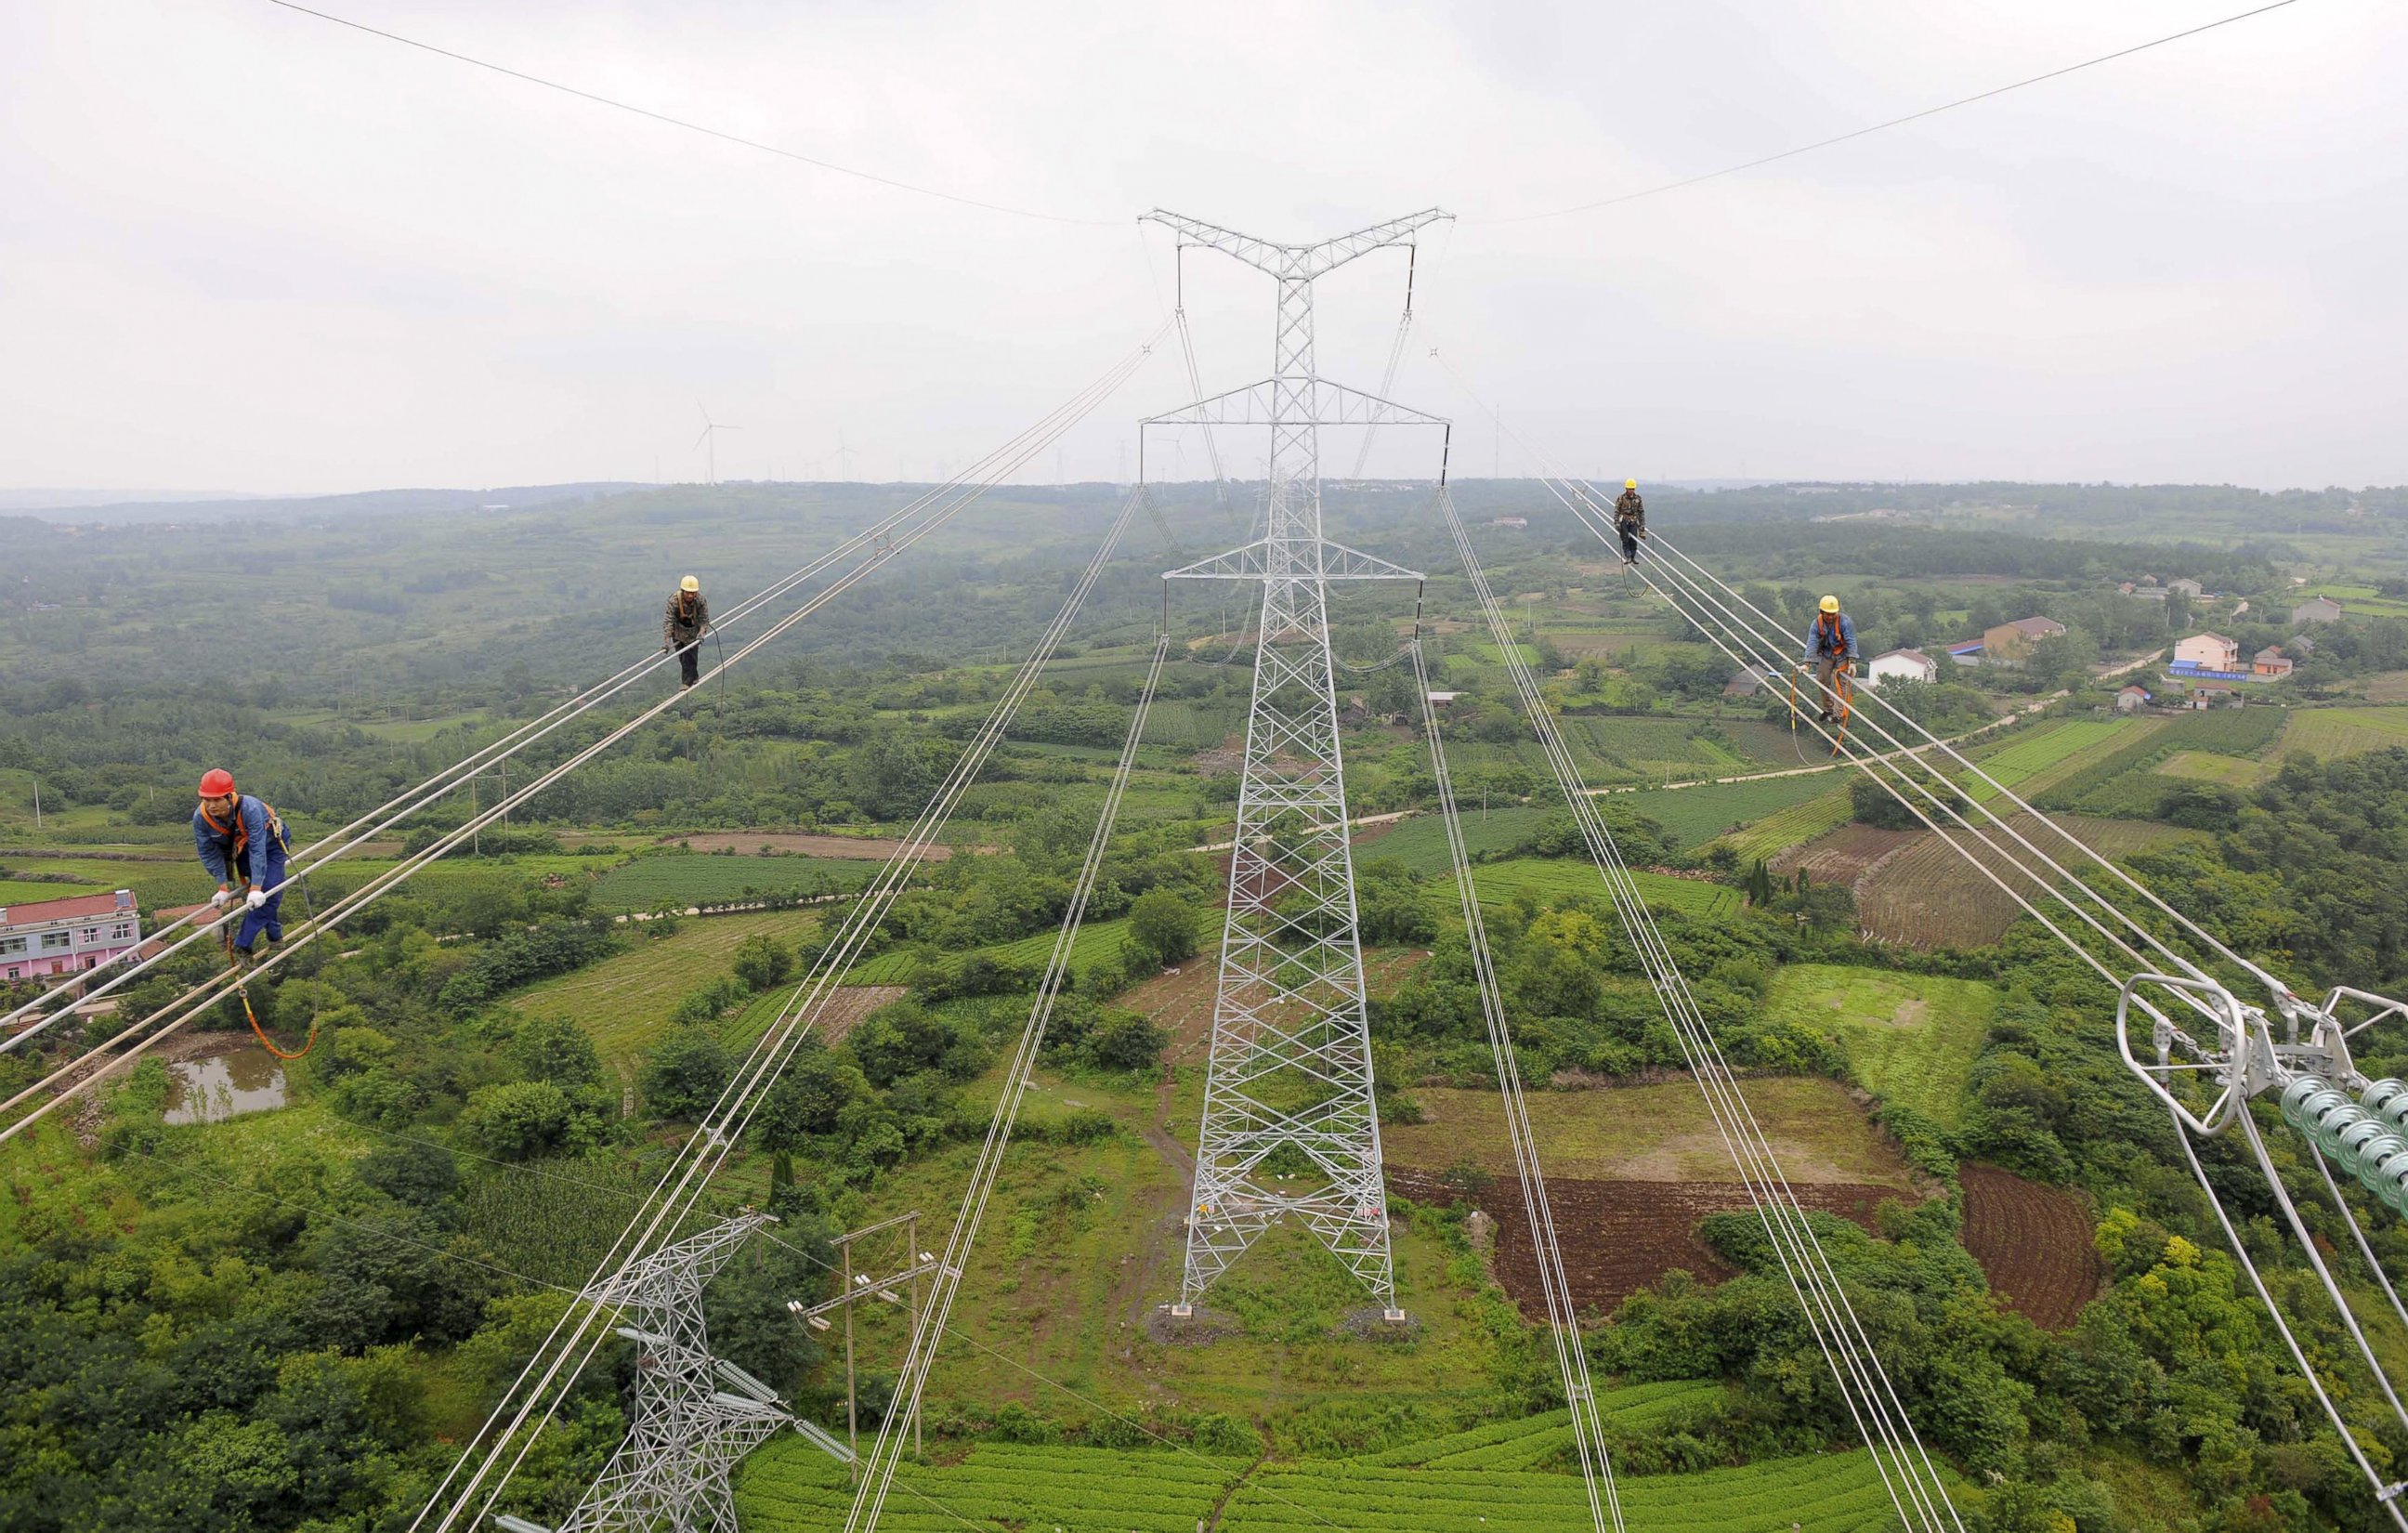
[2278,705,2408,761]
[1761,963,1998,1130]
[1964,718,2139,804]
[1383,1078,1915,1187]
[844,916,1136,987]
[1703,786,1855,865]
[825,1061,1518,1435]
[1467,858,1740,920]
[1355,807,1551,874]
[1616,772,1843,850]
[509,907,823,1073]
[585,854,874,911]
[2153,750,2270,787]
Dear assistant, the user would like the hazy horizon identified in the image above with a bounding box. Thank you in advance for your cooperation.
[5,1,2403,494]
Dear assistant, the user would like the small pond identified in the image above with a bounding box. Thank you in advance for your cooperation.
[164,1048,289,1124]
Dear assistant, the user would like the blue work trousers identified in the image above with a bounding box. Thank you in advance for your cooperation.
[237,841,288,952]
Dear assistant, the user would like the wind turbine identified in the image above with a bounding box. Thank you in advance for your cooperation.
[694,405,741,486]
[832,431,857,481]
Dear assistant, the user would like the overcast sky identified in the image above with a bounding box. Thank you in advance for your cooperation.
[3,0,2401,497]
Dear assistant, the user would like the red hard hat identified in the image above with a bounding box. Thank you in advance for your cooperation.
[198,768,236,798]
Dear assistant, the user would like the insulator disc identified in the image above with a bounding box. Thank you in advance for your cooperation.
[2361,1136,2408,1191]
[2284,1076,2336,1129]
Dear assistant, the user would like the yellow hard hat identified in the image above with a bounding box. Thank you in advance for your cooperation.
[1819,595,1841,614]
[1624,478,1638,490]
[679,575,700,594]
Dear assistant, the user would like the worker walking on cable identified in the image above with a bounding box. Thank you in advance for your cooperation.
[663,575,710,689]
[1613,479,1646,564]
[192,769,291,963]
[1801,596,1859,724]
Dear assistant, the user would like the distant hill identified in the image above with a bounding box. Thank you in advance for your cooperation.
[7,482,644,526]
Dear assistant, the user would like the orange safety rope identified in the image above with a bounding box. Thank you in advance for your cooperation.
[221,918,317,1061]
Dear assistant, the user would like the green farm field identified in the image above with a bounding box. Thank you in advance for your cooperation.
[1354,806,1552,874]
[1964,718,2137,803]
[1705,786,1854,865]
[2154,750,2269,787]
[1468,858,1740,920]
[1762,963,1999,1130]
[736,1430,1916,1533]
[2278,706,2408,761]
[844,915,1135,987]
[1617,770,1844,849]
[510,907,822,1071]
[586,853,874,911]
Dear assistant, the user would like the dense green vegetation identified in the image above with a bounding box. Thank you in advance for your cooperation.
[9,479,2408,1533]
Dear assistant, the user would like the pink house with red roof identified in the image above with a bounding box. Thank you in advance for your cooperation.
[0,889,143,984]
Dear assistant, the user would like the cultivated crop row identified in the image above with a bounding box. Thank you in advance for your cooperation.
[1963,718,2136,803]
[1706,785,1853,865]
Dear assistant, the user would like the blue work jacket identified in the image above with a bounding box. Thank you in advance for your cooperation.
[193,793,286,886]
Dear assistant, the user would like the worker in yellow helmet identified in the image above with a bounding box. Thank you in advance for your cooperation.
[1801,595,1859,724]
[1612,478,1645,564]
[663,575,710,689]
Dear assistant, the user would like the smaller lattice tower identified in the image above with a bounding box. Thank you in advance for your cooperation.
[499,1212,793,1533]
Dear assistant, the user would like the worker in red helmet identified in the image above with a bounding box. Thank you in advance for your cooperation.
[193,769,292,962]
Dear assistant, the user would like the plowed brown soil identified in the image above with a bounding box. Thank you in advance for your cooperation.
[656,832,954,860]
[1771,822,1919,889]
[1958,1162,2103,1330]
[1390,1169,1906,1319]
[1853,813,2184,949]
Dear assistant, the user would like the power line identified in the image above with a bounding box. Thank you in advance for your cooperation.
[1476,0,2307,224]
[261,0,1120,229]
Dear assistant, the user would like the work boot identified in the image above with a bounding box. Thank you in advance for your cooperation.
[1817,708,1835,725]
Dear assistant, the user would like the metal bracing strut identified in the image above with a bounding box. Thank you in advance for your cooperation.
[1140,207,1448,1318]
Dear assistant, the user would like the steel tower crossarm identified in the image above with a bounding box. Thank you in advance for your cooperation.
[1138,209,1452,280]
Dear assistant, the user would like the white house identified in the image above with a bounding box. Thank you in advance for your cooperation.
[2173,632,2240,672]
[1864,649,1939,689]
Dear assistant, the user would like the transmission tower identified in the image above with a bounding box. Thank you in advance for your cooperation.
[1141,208,1453,1319]
[499,1212,809,1533]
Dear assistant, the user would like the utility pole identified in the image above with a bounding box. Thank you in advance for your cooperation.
[1142,207,1452,1323]
[788,1212,936,1478]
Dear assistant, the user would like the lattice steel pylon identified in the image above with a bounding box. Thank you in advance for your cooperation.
[507,1212,792,1533]
[1142,209,1452,1319]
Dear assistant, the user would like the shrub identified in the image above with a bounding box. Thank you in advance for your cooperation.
[1088,1011,1167,1072]
[1125,889,1200,968]
[757,1045,870,1148]
[640,1028,734,1120]
[458,1081,577,1160]
[730,933,793,991]
[438,921,619,1012]
[508,1015,605,1092]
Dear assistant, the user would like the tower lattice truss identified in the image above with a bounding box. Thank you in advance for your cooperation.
[1144,208,1450,1317]
[517,1212,792,1533]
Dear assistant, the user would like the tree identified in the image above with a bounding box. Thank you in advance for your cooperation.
[757,1044,870,1147]
[356,1138,458,1210]
[730,933,793,992]
[639,1027,734,1120]
[1088,1010,1167,1071]
[1125,889,1200,968]
[507,1014,605,1092]
[458,1081,576,1160]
